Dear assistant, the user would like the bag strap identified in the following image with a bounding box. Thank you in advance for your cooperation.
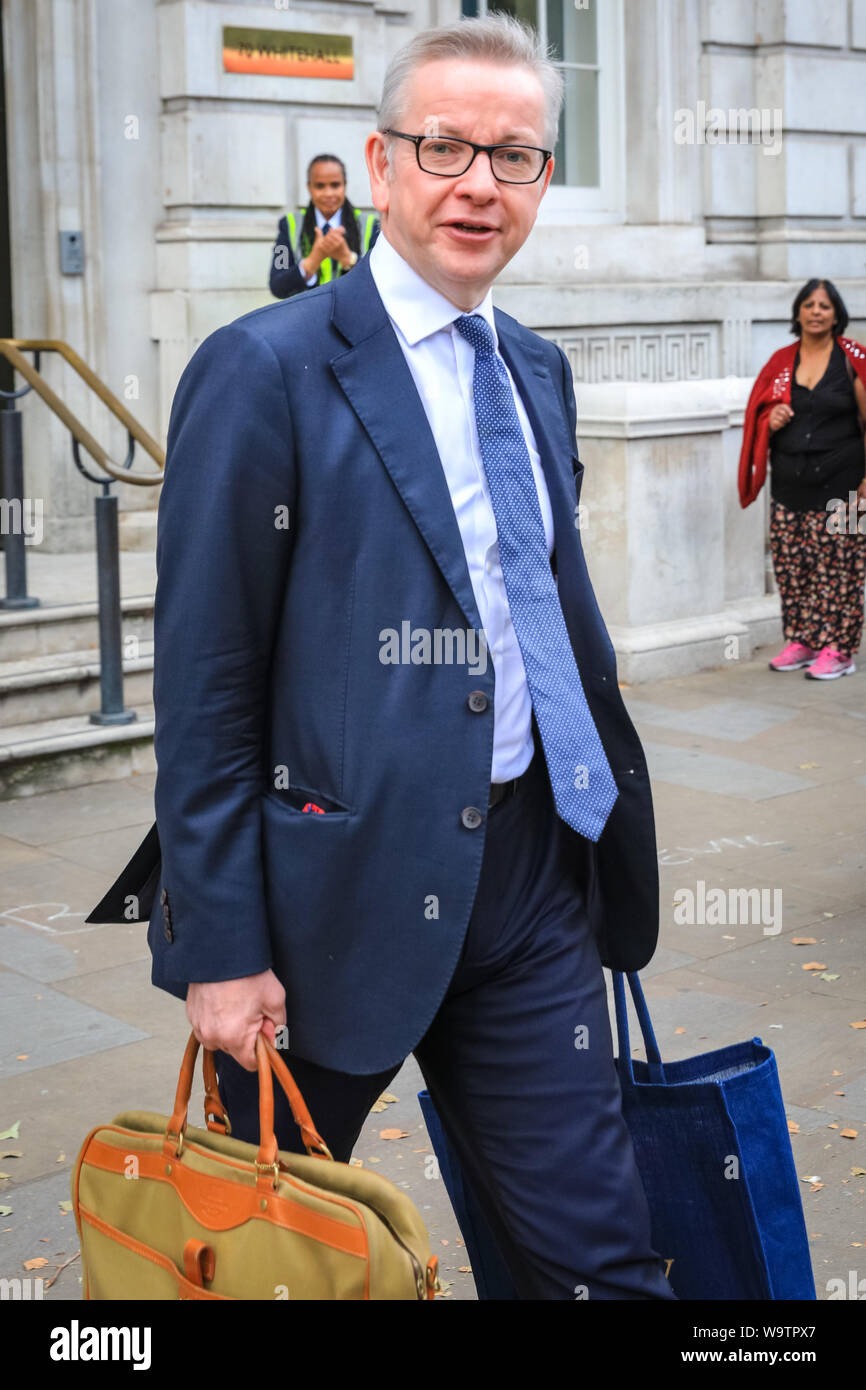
[612,971,666,1084]
[163,1032,333,1186]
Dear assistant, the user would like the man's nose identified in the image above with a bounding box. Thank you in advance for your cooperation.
[452,149,500,198]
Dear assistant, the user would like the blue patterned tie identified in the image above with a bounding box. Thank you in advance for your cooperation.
[454,313,619,842]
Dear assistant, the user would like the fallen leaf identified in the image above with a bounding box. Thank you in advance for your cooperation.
[370,1101,388,1112]
[852,1167,866,1177]
[801,1175,821,1184]
[809,1183,824,1192]
[823,913,835,919]
[0,1150,22,1161]
[379,1093,399,1104]
[458,1265,472,1273]
[0,1174,11,1181]
[791,937,816,946]
[840,1129,858,1140]
[0,1206,12,1217]
[674,1027,686,1035]
[412,1148,430,1154]
[349,1158,363,1167]
[787,1120,800,1134]
[23,1257,48,1270]
[828,1124,839,1130]
[833,1070,843,1076]
[834,1091,846,1096]
[440,1239,449,1246]
[798,762,820,769]
[818,973,840,982]
[55,1154,65,1163]
[722,935,736,941]
[850,1021,866,1029]
[57,1200,72,1213]
[0,1122,20,1142]
[15,1055,27,1062]
[802,962,827,971]
[367,1156,381,1164]
[379,1128,409,1141]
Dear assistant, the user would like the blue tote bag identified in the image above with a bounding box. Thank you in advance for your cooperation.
[418,970,816,1300]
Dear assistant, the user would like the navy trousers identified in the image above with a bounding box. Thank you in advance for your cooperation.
[216,742,675,1301]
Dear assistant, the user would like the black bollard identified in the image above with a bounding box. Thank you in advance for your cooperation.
[90,483,136,725]
[0,403,39,609]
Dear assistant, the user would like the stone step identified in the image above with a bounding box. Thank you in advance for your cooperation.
[0,595,154,661]
[0,643,154,727]
[0,706,155,800]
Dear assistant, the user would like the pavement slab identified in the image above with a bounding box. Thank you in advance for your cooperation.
[0,640,863,1300]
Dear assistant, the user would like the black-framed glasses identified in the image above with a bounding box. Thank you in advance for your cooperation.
[381,129,552,184]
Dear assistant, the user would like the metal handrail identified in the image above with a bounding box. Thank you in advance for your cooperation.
[0,338,164,484]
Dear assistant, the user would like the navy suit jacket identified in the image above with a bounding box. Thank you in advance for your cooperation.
[87,251,660,1074]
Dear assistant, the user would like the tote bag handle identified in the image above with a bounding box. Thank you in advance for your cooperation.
[612,971,666,1084]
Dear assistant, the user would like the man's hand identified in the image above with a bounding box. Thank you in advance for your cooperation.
[186,969,286,1071]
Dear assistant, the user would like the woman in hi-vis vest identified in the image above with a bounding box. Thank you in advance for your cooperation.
[269,153,380,300]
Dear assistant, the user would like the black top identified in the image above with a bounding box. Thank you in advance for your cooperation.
[770,341,864,511]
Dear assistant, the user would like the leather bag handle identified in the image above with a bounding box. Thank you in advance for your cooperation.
[163,1031,334,1185]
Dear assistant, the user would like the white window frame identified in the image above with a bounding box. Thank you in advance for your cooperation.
[472,0,625,224]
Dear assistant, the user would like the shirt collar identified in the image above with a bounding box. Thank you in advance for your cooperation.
[315,205,342,227]
[368,230,498,349]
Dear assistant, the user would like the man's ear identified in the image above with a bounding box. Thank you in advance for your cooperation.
[365,131,391,219]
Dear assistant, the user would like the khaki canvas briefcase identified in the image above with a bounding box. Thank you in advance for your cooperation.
[72,1031,441,1300]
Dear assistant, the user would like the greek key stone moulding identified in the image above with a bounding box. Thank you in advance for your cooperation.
[557,328,717,382]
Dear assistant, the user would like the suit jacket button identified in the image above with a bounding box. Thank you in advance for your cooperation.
[468,691,488,713]
[461,807,483,829]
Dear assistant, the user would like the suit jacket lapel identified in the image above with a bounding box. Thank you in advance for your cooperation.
[330,258,483,635]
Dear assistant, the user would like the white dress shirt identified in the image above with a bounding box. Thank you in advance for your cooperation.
[302,205,343,286]
[368,230,555,783]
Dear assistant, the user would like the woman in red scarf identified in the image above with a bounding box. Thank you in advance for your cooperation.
[738,279,866,679]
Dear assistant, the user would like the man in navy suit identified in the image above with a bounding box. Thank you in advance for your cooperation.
[121,15,674,1299]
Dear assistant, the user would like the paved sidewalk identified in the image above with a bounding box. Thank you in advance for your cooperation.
[0,640,864,1301]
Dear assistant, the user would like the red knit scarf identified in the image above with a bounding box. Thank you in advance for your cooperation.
[737,336,866,508]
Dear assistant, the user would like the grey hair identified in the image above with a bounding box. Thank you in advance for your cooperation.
[376,13,563,172]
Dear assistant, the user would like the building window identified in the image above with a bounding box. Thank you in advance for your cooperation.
[459,0,623,219]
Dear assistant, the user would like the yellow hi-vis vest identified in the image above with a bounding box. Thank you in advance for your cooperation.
[287,208,376,285]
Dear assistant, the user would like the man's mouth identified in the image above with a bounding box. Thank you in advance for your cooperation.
[444,220,498,238]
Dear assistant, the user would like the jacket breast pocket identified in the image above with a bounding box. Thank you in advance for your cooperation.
[263,784,354,817]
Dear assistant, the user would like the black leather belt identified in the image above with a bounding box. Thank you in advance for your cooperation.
[488,757,534,809]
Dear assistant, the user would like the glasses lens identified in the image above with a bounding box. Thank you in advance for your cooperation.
[418,138,473,175]
[417,138,544,181]
[491,147,545,182]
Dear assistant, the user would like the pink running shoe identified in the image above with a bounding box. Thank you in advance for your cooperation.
[805,647,856,680]
[769,641,817,671]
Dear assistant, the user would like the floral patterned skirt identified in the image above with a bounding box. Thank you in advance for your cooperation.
[769,499,866,657]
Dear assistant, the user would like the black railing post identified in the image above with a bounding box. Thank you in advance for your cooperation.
[89,480,136,726]
[0,398,39,609]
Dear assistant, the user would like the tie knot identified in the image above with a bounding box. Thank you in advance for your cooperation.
[454,313,495,356]
[322,222,331,235]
